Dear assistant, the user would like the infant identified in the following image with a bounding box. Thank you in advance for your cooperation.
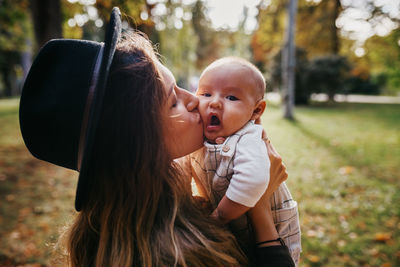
[190,57,301,265]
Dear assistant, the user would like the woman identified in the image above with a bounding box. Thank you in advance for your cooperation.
[19,8,293,266]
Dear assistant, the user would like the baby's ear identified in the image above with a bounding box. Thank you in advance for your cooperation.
[251,99,266,120]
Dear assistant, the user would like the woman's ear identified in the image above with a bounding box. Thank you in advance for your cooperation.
[251,99,266,120]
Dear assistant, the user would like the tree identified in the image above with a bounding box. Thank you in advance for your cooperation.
[156,0,197,89]
[0,0,30,97]
[252,0,342,67]
[306,55,351,100]
[282,0,298,119]
[296,0,342,56]
[95,0,158,43]
[362,29,400,95]
[270,48,310,105]
[191,0,220,69]
[30,0,62,50]
[251,0,287,66]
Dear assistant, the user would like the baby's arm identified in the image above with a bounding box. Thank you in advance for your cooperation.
[213,130,270,224]
[210,195,250,224]
[248,197,280,245]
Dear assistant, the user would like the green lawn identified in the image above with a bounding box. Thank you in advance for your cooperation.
[263,102,400,266]
[0,98,399,266]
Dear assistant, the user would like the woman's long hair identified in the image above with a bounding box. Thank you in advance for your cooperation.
[60,32,246,267]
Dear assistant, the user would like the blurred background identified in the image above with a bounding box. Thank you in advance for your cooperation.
[0,0,399,266]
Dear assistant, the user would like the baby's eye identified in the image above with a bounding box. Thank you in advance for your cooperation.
[226,95,238,101]
[201,93,211,97]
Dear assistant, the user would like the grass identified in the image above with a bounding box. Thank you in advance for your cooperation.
[0,98,77,266]
[263,102,400,266]
[0,98,399,266]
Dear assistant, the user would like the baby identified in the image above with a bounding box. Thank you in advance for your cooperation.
[188,57,301,264]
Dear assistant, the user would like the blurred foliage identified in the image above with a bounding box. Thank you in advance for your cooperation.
[0,0,399,98]
[269,49,382,105]
[306,55,352,100]
[252,0,341,66]
[269,47,311,105]
[191,0,220,69]
[296,0,341,55]
[0,0,31,97]
[363,29,400,95]
[0,0,30,52]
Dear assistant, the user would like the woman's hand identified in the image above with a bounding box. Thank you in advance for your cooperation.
[249,119,288,244]
[263,137,288,199]
[256,118,288,199]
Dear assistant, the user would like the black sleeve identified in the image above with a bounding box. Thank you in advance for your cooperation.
[253,245,295,267]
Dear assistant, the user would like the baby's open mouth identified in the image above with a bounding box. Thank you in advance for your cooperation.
[210,115,220,126]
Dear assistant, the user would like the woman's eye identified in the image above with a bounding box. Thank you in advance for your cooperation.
[226,95,238,101]
[171,100,178,108]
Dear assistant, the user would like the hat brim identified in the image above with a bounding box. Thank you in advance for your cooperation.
[75,7,121,211]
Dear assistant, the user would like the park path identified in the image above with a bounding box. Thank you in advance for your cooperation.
[266,92,400,104]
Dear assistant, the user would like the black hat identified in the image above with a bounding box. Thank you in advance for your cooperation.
[19,7,122,211]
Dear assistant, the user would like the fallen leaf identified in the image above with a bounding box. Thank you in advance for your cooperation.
[23,242,41,258]
[18,207,32,219]
[307,255,320,263]
[349,232,357,239]
[6,194,15,201]
[384,217,397,228]
[307,230,317,237]
[381,263,391,267]
[338,240,346,247]
[368,248,379,257]
[357,221,367,230]
[395,251,400,259]
[9,231,20,239]
[339,166,354,175]
[375,232,391,242]
[39,221,50,232]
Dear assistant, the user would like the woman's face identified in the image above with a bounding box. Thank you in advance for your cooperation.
[158,63,204,159]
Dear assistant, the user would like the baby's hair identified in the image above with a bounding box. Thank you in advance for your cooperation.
[201,57,266,99]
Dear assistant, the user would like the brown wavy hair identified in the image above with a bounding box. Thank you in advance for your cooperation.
[58,32,247,267]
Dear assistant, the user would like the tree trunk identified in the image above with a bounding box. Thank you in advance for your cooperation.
[0,51,19,97]
[30,0,62,50]
[282,0,298,120]
[331,0,341,55]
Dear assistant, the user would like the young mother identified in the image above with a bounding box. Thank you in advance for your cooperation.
[19,8,294,267]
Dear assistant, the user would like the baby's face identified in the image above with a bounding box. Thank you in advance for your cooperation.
[196,64,260,143]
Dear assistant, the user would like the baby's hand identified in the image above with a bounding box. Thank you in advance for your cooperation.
[215,137,225,144]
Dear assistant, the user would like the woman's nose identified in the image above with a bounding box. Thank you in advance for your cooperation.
[182,89,199,111]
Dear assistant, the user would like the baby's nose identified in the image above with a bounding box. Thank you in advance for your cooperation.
[209,97,222,109]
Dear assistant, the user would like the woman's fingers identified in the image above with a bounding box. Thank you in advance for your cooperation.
[266,140,280,160]
[261,135,289,199]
